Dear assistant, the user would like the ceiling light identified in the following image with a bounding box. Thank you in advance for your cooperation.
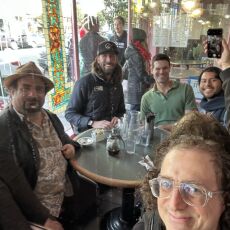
[181,0,199,13]
[190,8,203,18]
[150,2,157,8]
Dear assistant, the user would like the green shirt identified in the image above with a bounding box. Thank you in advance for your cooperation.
[140,81,197,125]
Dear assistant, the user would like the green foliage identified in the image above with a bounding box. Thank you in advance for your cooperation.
[102,0,128,30]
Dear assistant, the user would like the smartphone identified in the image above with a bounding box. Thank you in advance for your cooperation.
[207,28,223,58]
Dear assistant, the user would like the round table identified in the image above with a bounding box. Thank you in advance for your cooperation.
[70,127,168,230]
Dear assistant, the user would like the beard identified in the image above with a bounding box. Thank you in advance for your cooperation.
[23,99,43,113]
[102,64,116,75]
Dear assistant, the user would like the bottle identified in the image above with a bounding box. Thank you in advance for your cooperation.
[121,113,128,140]
[144,113,155,141]
[125,111,140,154]
[128,111,140,131]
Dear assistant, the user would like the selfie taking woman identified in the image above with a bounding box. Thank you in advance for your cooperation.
[133,112,230,230]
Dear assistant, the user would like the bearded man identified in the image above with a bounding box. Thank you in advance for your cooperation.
[0,62,80,230]
[65,41,126,134]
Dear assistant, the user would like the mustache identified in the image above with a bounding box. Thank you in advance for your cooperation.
[26,97,38,102]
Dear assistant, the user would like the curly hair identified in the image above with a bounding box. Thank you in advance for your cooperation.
[140,112,230,228]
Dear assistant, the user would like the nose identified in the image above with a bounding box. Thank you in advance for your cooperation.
[105,54,114,62]
[205,80,211,87]
[27,88,37,97]
[168,187,188,210]
[159,68,164,74]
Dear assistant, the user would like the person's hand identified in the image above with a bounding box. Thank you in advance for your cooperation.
[204,38,230,70]
[219,39,230,69]
[157,124,173,132]
[61,144,75,159]
[110,117,119,127]
[91,120,113,129]
[44,218,64,230]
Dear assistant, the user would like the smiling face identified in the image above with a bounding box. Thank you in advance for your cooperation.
[152,60,171,85]
[96,52,118,76]
[199,71,222,99]
[10,76,46,115]
[158,147,224,230]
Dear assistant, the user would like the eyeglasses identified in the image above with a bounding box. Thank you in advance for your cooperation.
[149,177,223,207]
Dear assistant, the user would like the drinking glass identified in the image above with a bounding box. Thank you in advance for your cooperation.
[140,130,151,147]
[126,131,136,154]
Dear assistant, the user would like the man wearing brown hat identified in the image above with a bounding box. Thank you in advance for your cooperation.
[65,41,126,134]
[0,62,80,229]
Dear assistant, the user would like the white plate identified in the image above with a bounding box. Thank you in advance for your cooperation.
[77,137,94,146]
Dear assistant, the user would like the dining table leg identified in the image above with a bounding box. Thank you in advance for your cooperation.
[100,188,138,230]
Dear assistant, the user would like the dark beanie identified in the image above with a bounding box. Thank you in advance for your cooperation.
[132,28,146,42]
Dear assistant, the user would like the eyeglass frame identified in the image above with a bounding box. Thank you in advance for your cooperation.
[149,176,223,207]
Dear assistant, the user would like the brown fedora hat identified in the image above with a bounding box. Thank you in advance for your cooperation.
[4,61,54,92]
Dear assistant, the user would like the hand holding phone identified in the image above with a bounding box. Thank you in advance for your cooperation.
[207,28,223,58]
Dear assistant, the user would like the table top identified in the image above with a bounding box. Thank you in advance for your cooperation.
[70,128,168,188]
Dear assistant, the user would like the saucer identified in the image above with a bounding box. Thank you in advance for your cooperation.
[77,137,94,146]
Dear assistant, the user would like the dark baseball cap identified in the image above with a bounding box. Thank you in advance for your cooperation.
[97,41,119,56]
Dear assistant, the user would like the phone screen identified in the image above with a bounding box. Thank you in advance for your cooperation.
[207,28,223,58]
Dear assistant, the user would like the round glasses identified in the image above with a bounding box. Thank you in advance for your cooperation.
[149,177,223,207]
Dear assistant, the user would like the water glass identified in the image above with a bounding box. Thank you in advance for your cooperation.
[134,128,143,145]
[126,131,136,154]
[140,130,151,147]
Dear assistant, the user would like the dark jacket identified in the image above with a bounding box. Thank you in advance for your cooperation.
[123,44,153,106]
[133,210,227,230]
[132,211,164,230]
[0,149,49,230]
[200,91,226,124]
[220,67,230,132]
[79,31,106,77]
[110,31,127,66]
[65,73,126,133]
[0,106,79,227]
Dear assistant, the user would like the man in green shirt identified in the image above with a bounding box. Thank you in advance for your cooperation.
[140,53,197,131]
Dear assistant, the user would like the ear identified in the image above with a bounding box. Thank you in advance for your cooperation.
[8,87,15,96]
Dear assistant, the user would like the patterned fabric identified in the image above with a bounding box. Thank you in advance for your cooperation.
[26,112,67,217]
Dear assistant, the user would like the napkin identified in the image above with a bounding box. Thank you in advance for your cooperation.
[138,155,155,171]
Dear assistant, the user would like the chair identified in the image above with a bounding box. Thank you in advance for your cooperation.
[61,166,98,225]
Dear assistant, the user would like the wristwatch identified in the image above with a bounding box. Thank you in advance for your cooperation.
[88,120,94,128]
